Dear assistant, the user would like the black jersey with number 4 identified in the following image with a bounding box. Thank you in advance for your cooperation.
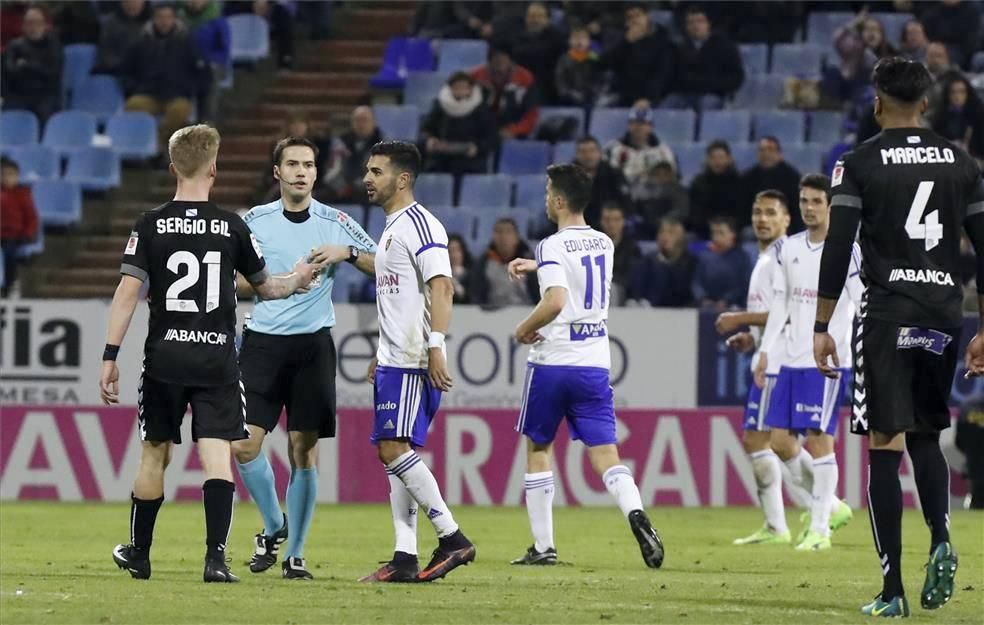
[120,201,267,386]
[831,128,984,328]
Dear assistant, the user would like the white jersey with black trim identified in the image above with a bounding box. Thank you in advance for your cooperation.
[374,202,452,369]
[528,226,613,369]
[748,236,788,374]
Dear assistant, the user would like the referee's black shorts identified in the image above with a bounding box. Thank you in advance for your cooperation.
[238,327,337,438]
[851,317,959,436]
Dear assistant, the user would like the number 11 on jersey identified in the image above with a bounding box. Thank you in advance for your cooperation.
[580,254,606,310]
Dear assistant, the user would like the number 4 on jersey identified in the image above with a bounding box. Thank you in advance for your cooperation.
[905,181,943,252]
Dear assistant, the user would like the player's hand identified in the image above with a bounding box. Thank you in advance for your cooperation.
[726,332,755,353]
[715,312,743,335]
[309,245,350,266]
[753,351,767,389]
[515,327,544,344]
[428,348,453,392]
[507,258,537,281]
[292,257,324,290]
[813,332,841,379]
[964,333,984,378]
[367,356,377,385]
[100,361,120,405]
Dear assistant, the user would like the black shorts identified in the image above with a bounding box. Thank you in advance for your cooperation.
[138,374,249,444]
[851,316,959,436]
[238,327,337,437]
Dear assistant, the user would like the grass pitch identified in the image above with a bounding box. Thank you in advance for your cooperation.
[0,503,980,624]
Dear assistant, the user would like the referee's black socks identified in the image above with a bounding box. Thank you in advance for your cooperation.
[202,479,235,561]
[868,449,904,599]
[130,493,164,556]
[906,432,951,550]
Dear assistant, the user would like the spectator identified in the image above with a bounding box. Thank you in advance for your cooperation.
[600,203,642,306]
[469,217,539,307]
[931,74,984,160]
[899,19,929,63]
[554,24,601,107]
[823,13,881,104]
[122,3,206,152]
[451,1,495,39]
[739,137,804,234]
[507,2,567,104]
[324,106,384,203]
[563,3,626,48]
[634,161,690,239]
[1,157,39,297]
[182,1,230,121]
[93,0,151,76]
[573,136,627,229]
[448,233,473,304]
[1,6,62,122]
[606,107,677,205]
[600,3,674,107]
[925,42,964,120]
[470,44,539,139]
[662,6,744,112]
[692,216,752,310]
[688,141,742,238]
[419,71,495,178]
[627,215,696,307]
[224,0,294,69]
[859,15,898,59]
[921,0,981,68]
[51,1,100,45]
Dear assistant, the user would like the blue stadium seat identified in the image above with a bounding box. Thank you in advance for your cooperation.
[42,111,96,155]
[513,174,547,209]
[17,226,44,258]
[806,12,855,46]
[699,110,751,143]
[498,140,551,175]
[403,71,447,110]
[871,12,914,48]
[552,141,576,164]
[770,44,824,77]
[106,112,158,159]
[673,143,705,184]
[8,145,59,181]
[783,143,825,175]
[228,14,270,62]
[372,104,420,141]
[370,37,435,89]
[459,174,511,208]
[808,111,845,145]
[436,39,487,73]
[533,106,586,138]
[65,147,121,191]
[739,43,769,74]
[730,142,757,171]
[588,108,630,145]
[0,110,40,147]
[32,180,82,226]
[428,205,474,240]
[652,109,697,143]
[731,74,785,110]
[71,75,124,122]
[414,173,454,207]
[62,43,97,98]
[753,111,805,145]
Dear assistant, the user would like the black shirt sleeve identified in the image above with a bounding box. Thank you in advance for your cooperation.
[120,213,151,282]
[233,216,268,284]
[962,165,984,294]
[818,156,863,301]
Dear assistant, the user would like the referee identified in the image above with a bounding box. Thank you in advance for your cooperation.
[232,136,377,580]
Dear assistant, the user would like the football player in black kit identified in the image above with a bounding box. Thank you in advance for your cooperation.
[99,125,322,583]
[814,58,984,617]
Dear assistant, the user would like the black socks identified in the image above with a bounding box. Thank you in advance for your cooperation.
[868,449,905,599]
[130,493,164,555]
[905,432,951,550]
[202,479,235,561]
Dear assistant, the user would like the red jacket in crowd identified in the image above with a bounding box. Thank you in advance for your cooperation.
[1,185,39,242]
[470,63,539,139]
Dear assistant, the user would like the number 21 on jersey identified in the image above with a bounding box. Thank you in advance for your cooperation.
[166,250,221,313]
[905,181,943,252]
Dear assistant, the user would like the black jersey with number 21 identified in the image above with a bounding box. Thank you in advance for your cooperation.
[120,201,267,386]
[832,128,984,329]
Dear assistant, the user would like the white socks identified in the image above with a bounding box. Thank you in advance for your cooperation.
[524,472,555,552]
[785,447,815,494]
[750,449,787,534]
[603,465,644,518]
[810,453,839,537]
[386,473,418,555]
[386,451,458,538]
[780,459,814,509]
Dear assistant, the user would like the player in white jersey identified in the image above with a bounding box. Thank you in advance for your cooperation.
[755,174,860,551]
[506,164,664,568]
[356,141,475,584]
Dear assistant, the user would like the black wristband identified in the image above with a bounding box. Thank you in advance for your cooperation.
[103,344,120,361]
[345,246,359,264]
[814,321,829,333]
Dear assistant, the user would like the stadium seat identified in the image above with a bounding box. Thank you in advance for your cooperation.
[228,14,270,62]
[370,37,435,89]
[42,111,96,155]
[806,12,855,46]
[32,180,82,226]
[533,106,586,139]
[459,174,511,208]
[731,74,785,110]
[436,39,488,73]
[552,141,576,164]
[403,71,447,110]
[372,104,420,141]
[513,174,547,209]
[414,173,454,207]
[739,43,769,74]
[783,143,825,175]
[71,75,124,122]
[588,108,630,145]
[753,111,805,145]
[699,110,751,143]
[673,143,705,184]
[7,145,59,181]
[871,12,914,49]
[0,110,40,147]
[428,205,474,240]
[106,112,158,159]
[652,109,697,144]
[730,142,757,170]
[770,44,824,78]
[498,140,551,175]
[65,146,121,191]
[808,111,844,145]
[61,43,97,98]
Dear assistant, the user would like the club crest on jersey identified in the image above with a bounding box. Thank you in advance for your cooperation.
[831,163,844,186]
[186,208,198,217]
[124,231,138,255]
[570,321,606,341]
[385,236,393,251]
[907,135,921,144]
[896,327,952,355]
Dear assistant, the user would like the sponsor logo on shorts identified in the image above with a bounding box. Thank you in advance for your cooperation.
[795,402,822,414]
[163,329,228,345]
[888,268,954,286]
[570,321,607,341]
[377,401,397,412]
[896,327,953,355]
